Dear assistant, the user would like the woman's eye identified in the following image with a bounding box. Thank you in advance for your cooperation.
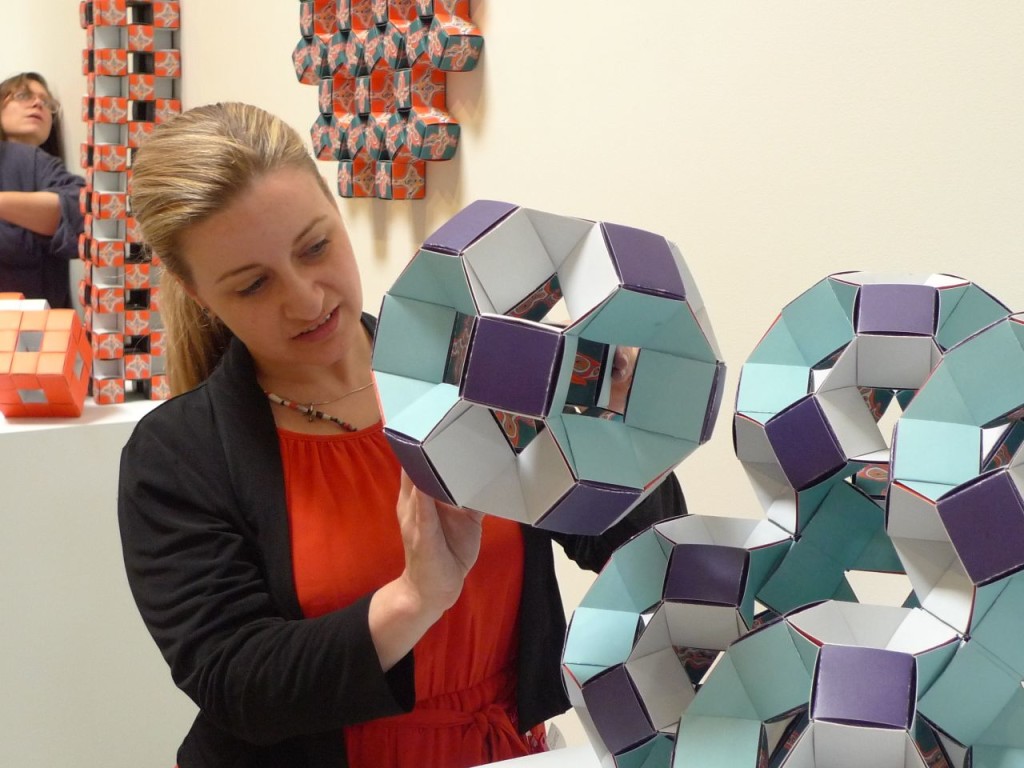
[237,276,266,297]
[307,238,330,257]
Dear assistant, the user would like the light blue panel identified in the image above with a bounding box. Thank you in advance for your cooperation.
[384,382,460,441]
[970,577,1013,637]
[741,540,791,625]
[374,371,436,424]
[943,318,1024,427]
[900,363,975,425]
[810,482,886,565]
[780,278,855,367]
[617,734,674,768]
[757,536,846,615]
[918,640,1021,746]
[565,663,610,687]
[936,283,1010,352]
[936,284,968,344]
[746,317,808,366]
[896,479,959,505]
[793,480,840,532]
[673,716,763,768]
[972,572,1024,675]
[562,606,640,674]
[581,528,671,613]
[826,276,860,325]
[787,624,821,676]
[891,417,981,486]
[735,362,811,416]
[627,351,718,441]
[730,621,814,720]
[973,745,1024,766]
[687,655,759,719]
[571,290,717,362]
[854,520,905,573]
[915,641,960,699]
[562,413,645,487]
[629,429,696,481]
[387,248,477,316]
[372,294,456,382]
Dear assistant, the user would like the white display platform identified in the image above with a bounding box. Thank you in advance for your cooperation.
[484,746,601,768]
[1,397,198,767]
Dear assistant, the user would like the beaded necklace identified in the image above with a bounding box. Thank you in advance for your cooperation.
[264,380,373,432]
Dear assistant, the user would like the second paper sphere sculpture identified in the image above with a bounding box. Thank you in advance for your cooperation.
[371,200,725,534]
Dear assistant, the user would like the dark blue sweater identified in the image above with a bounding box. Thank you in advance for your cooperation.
[0,141,84,307]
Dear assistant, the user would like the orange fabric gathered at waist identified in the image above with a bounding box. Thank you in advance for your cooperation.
[344,666,545,768]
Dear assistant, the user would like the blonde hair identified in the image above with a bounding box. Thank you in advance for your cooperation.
[129,102,332,395]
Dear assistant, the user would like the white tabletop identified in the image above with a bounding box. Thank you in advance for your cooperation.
[482,746,601,768]
[0,395,161,435]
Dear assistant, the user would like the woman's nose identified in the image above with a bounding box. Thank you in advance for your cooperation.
[283,274,324,318]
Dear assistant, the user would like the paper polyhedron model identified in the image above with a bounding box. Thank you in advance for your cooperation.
[564,272,1024,768]
[371,200,725,534]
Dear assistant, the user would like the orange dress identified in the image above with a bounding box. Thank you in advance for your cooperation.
[278,423,547,768]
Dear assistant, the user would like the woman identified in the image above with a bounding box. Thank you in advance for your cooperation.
[0,72,68,162]
[0,72,84,307]
[118,103,684,768]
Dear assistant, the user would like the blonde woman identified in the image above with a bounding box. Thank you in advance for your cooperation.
[118,102,684,768]
[0,72,83,307]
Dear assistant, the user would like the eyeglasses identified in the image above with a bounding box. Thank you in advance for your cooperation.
[6,90,61,116]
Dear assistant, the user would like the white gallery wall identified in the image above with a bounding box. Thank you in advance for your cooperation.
[4,0,1024,753]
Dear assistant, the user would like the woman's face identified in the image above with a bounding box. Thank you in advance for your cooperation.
[179,166,365,382]
[1,79,56,147]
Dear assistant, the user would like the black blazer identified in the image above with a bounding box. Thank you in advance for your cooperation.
[118,317,685,767]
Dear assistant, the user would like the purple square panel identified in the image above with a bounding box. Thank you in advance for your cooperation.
[812,645,915,729]
[461,316,563,417]
[581,664,654,755]
[602,222,686,300]
[384,429,455,505]
[937,470,1024,584]
[663,543,749,606]
[765,396,846,490]
[535,481,642,535]
[856,283,937,336]
[422,200,518,255]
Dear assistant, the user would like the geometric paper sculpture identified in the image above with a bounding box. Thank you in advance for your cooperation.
[79,0,179,403]
[0,296,93,418]
[565,272,1018,768]
[371,199,725,533]
[673,601,960,768]
[736,272,1009,615]
[562,515,791,764]
[889,313,1024,767]
[294,0,483,199]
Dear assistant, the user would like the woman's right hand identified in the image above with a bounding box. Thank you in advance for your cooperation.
[395,471,483,615]
[368,472,483,671]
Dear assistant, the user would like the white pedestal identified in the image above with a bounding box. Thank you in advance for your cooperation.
[1,398,198,767]
[483,745,601,768]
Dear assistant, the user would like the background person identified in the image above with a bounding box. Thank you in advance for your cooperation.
[118,102,685,768]
[0,72,84,308]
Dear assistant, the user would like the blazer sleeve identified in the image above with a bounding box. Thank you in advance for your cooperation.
[33,150,83,261]
[117,397,415,746]
[548,472,687,572]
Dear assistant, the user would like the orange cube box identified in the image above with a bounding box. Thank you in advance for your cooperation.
[0,306,93,418]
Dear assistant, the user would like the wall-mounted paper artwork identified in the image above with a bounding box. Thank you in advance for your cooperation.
[293,0,483,200]
[78,0,181,403]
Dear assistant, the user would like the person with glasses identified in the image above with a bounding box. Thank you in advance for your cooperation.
[0,72,84,308]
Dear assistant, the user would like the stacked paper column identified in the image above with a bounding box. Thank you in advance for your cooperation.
[294,0,483,199]
[79,0,180,403]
